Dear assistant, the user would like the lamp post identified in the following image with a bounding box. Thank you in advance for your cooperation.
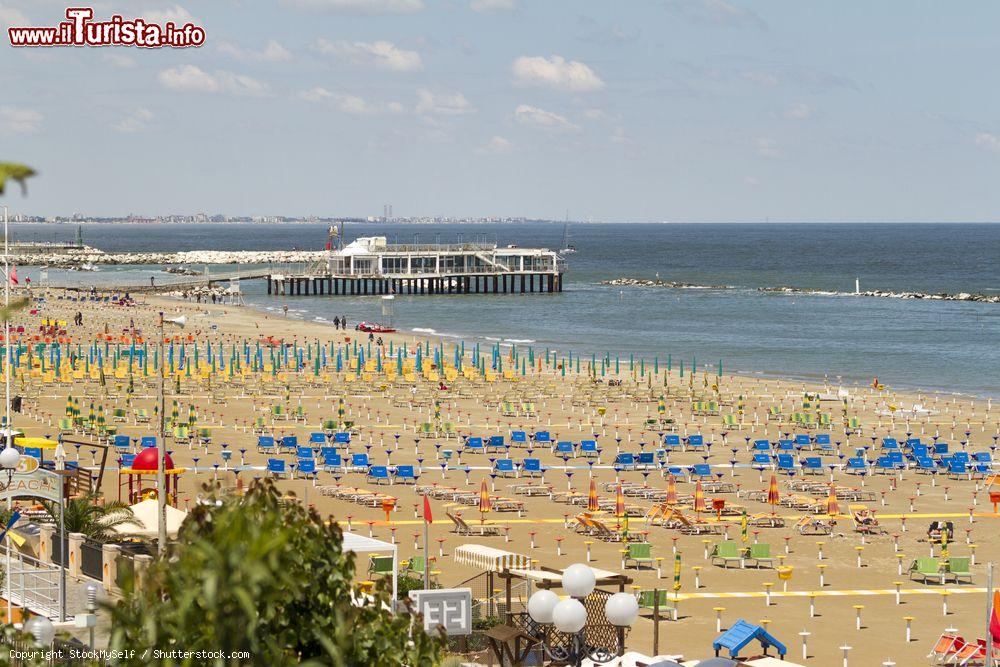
[526,563,639,666]
[0,444,21,624]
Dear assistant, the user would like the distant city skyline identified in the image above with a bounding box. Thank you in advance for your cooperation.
[3,1,1000,222]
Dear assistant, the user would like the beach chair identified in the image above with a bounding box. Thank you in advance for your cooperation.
[135,408,151,424]
[710,541,743,569]
[464,436,485,455]
[802,456,823,475]
[322,452,343,472]
[814,433,833,453]
[367,466,390,485]
[271,404,287,420]
[685,435,705,451]
[297,459,316,477]
[776,454,796,474]
[945,557,972,584]
[441,422,458,439]
[267,458,288,479]
[663,434,682,451]
[295,446,314,460]
[637,451,656,470]
[493,459,517,477]
[510,430,527,447]
[350,453,370,473]
[252,416,267,434]
[613,453,636,470]
[555,441,575,457]
[447,512,503,536]
[113,435,131,452]
[637,589,675,619]
[500,401,518,417]
[881,437,899,451]
[120,453,136,469]
[257,436,276,453]
[309,432,327,446]
[852,509,886,535]
[485,435,507,453]
[752,440,771,453]
[952,639,988,665]
[394,465,417,484]
[745,543,774,568]
[752,453,772,468]
[521,458,544,477]
[623,542,655,569]
[140,436,156,449]
[844,457,867,475]
[579,440,599,458]
[908,557,944,584]
[532,431,552,445]
[915,456,937,473]
[280,436,298,453]
[321,419,338,435]
[721,414,738,429]
[690,463,712,479]
[776,439,794,453]
[368,555,395,578]
[947,458,969,479]
[333,432,351,446]
[521,402,537,417]
[793,434,811,450]
[767,406,782,421]
[927,633,962,662]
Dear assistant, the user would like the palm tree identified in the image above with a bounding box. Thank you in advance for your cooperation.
[42,494,140,542]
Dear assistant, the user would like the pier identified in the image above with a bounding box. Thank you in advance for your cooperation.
[267,237,566,297]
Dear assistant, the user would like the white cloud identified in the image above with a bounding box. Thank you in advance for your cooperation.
[337,94,378,115]
[610,126,633,146]
[974,133,1000,152]
[415,89,473,116]
[582,108,606,120]
[218,39,292,63]
[512,55,603,92]
[158,65,268,97]
[783,102,813,120]
[663,0,767,29]
[477,136,514,154]
[0,106,42,133]
[514,104,579,132]
[103,52,136,68]
[280,0,424,13]
[470,0,516,12]
[742,70,779,87]
[754,137,781,158]
[113,108,155,133]
[299,86,334,103]
[0,6,29,26]
[314,39,422,72]
[144,4,194,24]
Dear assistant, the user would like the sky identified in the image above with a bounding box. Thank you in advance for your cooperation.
[1,0,999,222]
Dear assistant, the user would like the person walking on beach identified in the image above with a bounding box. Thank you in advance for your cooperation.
[341,316,347,330]
[332,316,340,329]
[150,276,155,288]
[282,304,289,318]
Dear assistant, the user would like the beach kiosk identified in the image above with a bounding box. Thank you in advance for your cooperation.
[712,619,788,660]
[118,448,185,506]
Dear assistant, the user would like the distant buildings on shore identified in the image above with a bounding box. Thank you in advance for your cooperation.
[11,213,562,225]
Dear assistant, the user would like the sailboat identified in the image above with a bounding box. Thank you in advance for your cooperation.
[559,222,577,254]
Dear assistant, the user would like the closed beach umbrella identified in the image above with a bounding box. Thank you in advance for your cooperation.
[658,396,665,416]
[673,553,682,592]
[337,398,345,425]
[740,509,749,543]
[665,475,678,505]
[826,485,839,517]
[188,404,197,429]
[65,394,74,417]
[615,483,625,519]
[171,399,179,426]
[587,478,599,513]
[478,479,491,524]
[693,480,706,515]
[767,474,780,512]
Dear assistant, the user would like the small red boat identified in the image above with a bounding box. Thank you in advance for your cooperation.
[356,322,396,334]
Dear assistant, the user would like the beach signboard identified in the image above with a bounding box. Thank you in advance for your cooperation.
[408,588,472,636]
[0,463,62,503]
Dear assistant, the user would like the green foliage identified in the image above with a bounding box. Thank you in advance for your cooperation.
[0,163,36,196]
[41,493,139,542]
[395,571,439,600]
[105,480,445,666]
[0,622,48,667]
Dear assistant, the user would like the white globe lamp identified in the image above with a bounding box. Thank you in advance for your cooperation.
[527,589,560,624]
[562,563,596,598]
[552,598,587,634]
[24,615,55,647]
[604,592,640,627]
[0,446,20,470]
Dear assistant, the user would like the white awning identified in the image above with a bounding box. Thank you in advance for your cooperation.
[507,566,620,584]
[111,499,188,539]
[453,544,529,572]
[341,531,398,604]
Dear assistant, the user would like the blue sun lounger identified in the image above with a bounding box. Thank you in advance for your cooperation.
[267,458,288,479]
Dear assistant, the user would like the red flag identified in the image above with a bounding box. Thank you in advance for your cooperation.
[8,266,17,285]
[423,495,433,524]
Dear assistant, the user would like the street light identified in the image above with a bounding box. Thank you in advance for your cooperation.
[0,445,20,489]
[24,614,55,648]
[157,312,186,553]
[527,563,639,666]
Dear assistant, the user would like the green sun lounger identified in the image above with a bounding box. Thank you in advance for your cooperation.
[908,557,943,584]
[623,542,655,569]
[710,541,743,569]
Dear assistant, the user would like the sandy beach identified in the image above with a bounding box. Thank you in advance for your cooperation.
[8,285,998,665]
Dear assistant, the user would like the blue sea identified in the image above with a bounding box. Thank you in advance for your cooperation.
[11,222,1000,397]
